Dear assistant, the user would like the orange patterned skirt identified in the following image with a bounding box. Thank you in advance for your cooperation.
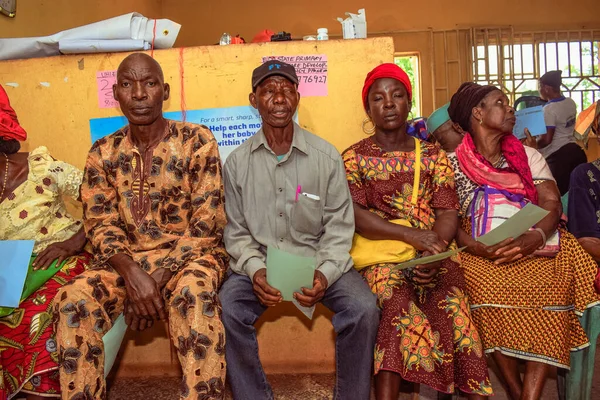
[362,259,493,395]
[460,222,600,368]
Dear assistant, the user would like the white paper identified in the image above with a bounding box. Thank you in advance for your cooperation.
[337,9,367,39]
[59,39,150,54]
[0,13,181,61]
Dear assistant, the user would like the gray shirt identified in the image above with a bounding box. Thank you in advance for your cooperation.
[540,96,577,158]
[223,123,354,287]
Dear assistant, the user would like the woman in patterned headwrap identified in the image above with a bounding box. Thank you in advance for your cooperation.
[0,85,90,400]
[342,64,492,399]
[447,82,599,399]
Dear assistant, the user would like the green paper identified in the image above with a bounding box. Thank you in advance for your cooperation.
[476,203,549,246]
[266,247,316,301]
[394,247,465,270]
[103,314,128,378]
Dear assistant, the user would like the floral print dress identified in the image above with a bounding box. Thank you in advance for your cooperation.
[342,137,492,395]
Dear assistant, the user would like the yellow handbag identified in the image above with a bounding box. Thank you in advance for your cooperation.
[350,137,421,270]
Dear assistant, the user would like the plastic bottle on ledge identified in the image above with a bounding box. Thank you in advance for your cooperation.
[317,28,329,40]
[219,33,231,45]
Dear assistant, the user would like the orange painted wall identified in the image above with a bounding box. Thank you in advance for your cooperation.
[1,0,598,46]
[0,0,161,39]
[163,0,600,47]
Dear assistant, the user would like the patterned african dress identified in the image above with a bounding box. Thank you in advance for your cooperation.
[343,137,492,396]
[568,159,600,242]
[54,120,229,400]
[0,147,90,400]
[449,150,600,368]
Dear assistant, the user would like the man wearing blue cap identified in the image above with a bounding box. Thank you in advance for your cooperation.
[219,60,379,400]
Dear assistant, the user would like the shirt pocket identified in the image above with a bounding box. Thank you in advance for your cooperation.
[291,194,323,236]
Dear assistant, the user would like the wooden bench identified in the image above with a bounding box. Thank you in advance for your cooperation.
[110,303,336,378]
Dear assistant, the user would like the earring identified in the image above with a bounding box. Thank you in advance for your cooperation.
[362,117,376,135]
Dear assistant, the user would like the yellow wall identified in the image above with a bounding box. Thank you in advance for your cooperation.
[0,38,394,375]
[0,37,394,169]
[2,1,598,116]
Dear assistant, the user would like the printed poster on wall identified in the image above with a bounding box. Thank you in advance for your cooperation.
[261,55,328,97]
[89,106,298,163]
[96,70,118,109]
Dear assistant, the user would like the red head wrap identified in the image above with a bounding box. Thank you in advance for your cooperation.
[362,63,412,111]
[0,85,27,142]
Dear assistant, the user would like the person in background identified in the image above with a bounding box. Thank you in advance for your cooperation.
[220,60,379,400]
[0,85,90,400]
[427,102,464,154]
[536,70,587,195]
[568,101,600,267]
[343,64,491,400]
[448,82,599,400]
[55,53,229,400]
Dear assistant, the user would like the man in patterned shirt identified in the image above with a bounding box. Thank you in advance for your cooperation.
[55,53,228,400]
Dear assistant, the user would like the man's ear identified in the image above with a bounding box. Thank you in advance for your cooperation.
[163,83,170,101]
[249,92,257,109]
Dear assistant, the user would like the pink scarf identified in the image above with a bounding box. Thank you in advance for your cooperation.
[456,132,538,204]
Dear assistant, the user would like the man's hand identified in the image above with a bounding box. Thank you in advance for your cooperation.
[124,298,154,331]
[124,268,173,331]
[123,266,168,322]
[294,270,328,308]
[252,268,282,307]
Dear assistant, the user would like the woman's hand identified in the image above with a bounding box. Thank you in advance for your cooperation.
[492,231,544,264]
[405,230,448,254]
[411,251,441,285]
[465,237,514,260]
[521,128,538,149]
[33,227,87,270]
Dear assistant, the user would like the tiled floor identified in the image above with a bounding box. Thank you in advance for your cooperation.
[106,345,600,399]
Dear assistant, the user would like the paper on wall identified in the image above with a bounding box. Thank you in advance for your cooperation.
[0,13,180,61]
[60,39,151,55]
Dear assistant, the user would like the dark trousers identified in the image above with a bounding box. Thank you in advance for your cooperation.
[546,142,588,196]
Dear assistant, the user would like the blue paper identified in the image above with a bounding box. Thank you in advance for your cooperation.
[0,240,35,308]
[513,105,547,139]
[103,313,128,377]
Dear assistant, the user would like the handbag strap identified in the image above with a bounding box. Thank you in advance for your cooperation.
[411,137,421,206]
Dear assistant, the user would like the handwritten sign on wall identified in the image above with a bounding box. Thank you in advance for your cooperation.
[96,71,118,109]
[261,55,328,97]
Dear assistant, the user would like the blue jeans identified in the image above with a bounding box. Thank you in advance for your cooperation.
[219,268,379,400]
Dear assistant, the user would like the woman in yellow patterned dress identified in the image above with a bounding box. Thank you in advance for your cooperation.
[447,82,599,400]
[343,64,492,400]
[0,85,90,400]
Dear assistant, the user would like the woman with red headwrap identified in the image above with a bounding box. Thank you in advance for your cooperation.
[0,86,90,400]
[342,64,491,399]
[447,82,599,399]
